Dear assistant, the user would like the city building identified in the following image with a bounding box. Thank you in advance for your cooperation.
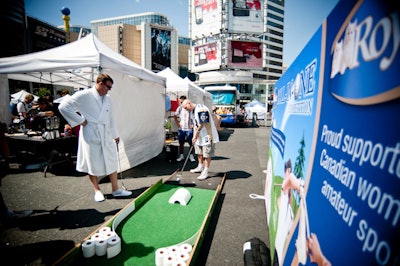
[3,2,284,106]
[1,0,69,97]
[26,16,66,53]
[91,12,191,76]
[60,25,91,42]
[189,0,285,104]
[1,0,26,57]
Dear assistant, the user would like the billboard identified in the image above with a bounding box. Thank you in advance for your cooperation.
[191,0,222,38]
[151,27,171,71]
[228,0,264,34]
[227,40,263,69]
[192,42,221,72]
[266,0,400,265]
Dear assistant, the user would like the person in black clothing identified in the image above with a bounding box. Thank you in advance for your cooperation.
[29,97,55,131]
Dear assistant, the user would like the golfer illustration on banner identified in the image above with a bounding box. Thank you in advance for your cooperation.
[266,45,318,264]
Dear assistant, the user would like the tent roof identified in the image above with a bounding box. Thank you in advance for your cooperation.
[11,89,39,102]
[157,67,188,92]
[0,33,165,88]
[245,99,265,107]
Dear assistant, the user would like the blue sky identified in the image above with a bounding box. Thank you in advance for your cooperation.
[25,0,338,66]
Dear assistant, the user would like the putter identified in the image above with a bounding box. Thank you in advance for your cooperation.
[176,145,194,179]
[116,142,127,190]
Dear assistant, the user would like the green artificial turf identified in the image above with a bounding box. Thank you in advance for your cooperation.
[77,184,216,265]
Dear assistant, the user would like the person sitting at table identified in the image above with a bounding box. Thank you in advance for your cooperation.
[29,97,55,132]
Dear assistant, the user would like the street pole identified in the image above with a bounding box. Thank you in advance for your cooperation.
[60,7,71,43]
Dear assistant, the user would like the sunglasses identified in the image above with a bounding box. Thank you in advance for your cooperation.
[103,83,112,90]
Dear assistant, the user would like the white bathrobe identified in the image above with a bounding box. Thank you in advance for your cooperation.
[58,87,119,176]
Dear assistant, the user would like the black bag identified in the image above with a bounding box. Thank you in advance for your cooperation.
[243,237,271,266]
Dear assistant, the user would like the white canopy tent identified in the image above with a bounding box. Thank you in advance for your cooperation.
[244,99,268,120]
[11,90,39,102]
[0,33,166,171]
[184,77,213,110]
[157,68,212,109]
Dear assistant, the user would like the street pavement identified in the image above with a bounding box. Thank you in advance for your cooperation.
[0,125,271,265]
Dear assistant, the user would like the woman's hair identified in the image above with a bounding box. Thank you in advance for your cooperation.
[24,93,34,102]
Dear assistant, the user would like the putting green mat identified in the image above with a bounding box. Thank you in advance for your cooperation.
[76,183,216,265]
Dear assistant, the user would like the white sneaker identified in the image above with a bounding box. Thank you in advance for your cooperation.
[189,154,195,162]
[176,154,184,162]
[112,189,132,198]
[94,191,105,202]
[190,165,204,173]
[197,171,208,180]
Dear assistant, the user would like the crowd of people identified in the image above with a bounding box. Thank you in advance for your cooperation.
[9,89,71,135]
[2,74,332,266]
[5,74,224,203]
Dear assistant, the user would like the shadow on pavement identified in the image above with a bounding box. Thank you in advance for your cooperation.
[2,208,119,231]
[226,170,252,179]
[0,240,75,266]
[218,128,234,141]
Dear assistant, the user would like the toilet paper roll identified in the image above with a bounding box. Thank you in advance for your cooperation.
[179,243,193,254]
[81,240,96,258]
[98,226,111,234]
[155,247,168,266]
[176,252,189,262]
[164,254,177,266]
[107,235,122,259]
[95,239,108,256]
[172,258,187,266]
[102,231,116,242]
[167,245,180,255]
[91,233,105,241]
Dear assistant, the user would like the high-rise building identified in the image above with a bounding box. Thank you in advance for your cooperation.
[0,0,27,57]
[189,0,284,103]
[91,12,187,75]
[57,25,91,42]
[26,17,66,53]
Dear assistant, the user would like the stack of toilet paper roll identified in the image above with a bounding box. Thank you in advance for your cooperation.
[81,226,122,259]
[155,243,192,266]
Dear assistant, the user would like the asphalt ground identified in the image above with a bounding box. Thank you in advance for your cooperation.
[0,125,271,265]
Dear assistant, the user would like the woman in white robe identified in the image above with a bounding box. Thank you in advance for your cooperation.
[58,73,132,202]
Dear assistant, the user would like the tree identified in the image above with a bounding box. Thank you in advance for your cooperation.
[294,133,306,180]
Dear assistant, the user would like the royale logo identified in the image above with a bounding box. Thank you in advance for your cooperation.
[329,1,400,105]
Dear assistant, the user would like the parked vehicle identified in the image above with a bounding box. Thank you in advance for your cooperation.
[204,85,245,126]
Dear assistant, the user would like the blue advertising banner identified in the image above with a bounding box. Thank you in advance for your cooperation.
[266,0,400,265]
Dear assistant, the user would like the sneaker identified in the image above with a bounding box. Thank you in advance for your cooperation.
[6,209,33,218]
[176,154,184,162]
[197,171,208,180]
[190,165,204,173]
[94,191,105,202]
[112,189,132,198]
[189,154,195,162]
